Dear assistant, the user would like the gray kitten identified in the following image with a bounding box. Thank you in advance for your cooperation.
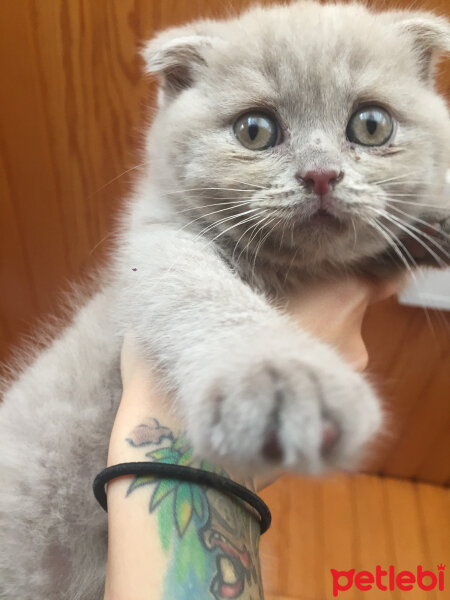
[1,1,449,599]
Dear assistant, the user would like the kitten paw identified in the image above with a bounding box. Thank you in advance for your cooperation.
[185,336,382,475]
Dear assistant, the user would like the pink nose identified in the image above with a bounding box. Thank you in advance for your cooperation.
[297,169,343,196]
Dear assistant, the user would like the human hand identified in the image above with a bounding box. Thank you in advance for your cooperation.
[285,274,408,371]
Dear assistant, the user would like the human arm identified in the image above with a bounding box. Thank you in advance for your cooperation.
[105,338,264,600]
[104,275,406,600]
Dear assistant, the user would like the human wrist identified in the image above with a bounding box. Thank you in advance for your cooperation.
[105,410,264,600]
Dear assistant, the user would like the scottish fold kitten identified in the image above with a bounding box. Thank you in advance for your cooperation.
[0,1,449,598]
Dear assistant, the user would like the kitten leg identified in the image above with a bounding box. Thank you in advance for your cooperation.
[0,291,120,600]
[117,227,382,475]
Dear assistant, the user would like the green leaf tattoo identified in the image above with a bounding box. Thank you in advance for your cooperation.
[126,474,155,494]
[146,447,180,463]
[192,486,207,521]
[126,425,210,539]
[174,483,193,537]
[150,479,177,511]
[125,419,264,599]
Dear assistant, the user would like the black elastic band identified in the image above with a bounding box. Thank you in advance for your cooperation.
[93,462,271,534]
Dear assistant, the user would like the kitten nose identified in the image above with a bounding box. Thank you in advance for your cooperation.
[297,169,343,195]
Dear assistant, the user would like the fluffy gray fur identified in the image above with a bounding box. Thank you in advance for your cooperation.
[1,2,449,598]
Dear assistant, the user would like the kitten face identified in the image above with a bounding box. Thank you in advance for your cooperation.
[144,1,450,272]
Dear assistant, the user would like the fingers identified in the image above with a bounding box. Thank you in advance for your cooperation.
[285,276,389,371]
[344,336,369,372]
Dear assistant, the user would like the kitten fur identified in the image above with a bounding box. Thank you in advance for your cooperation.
[1,1,449,598]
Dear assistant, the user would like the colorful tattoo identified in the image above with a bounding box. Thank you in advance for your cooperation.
[125,418,264,600]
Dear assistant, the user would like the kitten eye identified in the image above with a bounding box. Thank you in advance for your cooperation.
[346,106,393,147]
[234,112,279,150]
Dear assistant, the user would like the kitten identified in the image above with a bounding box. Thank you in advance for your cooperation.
[1,1,449,598]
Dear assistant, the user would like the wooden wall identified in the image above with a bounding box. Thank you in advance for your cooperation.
[0,0,449,485]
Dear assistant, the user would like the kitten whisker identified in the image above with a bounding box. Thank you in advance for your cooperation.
[238,213,274,263]
[385,190,447,197]
[231,211,269,262]
[193,207,264,241]
[375,209,448,266]
[366,217,418,280]
[368,217,443,337]
[210,211,267,244]
[279,216,288,251]
[176,198,258,211]
[89,233,111,256]
[350,216,358,251]
[177,199,254,217]
[385,197,448,209]
[385,192,438,197]
[370,172,415,186]
[226,178,268,190]
[387,194,444,201]
[388,204,450,239]
[88,162,148,198]
[251,216,279,283]
[157,212,265,290]
[382,179,445,186]
[166,186,260,196]
[174,202,255,234]
[283,246,300,285]
[372,188,447,209]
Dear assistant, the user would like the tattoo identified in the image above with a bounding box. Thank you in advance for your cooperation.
[125,419,264,600]
[126,417,173,447]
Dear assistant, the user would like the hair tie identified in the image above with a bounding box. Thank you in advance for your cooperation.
[93,461,271,534]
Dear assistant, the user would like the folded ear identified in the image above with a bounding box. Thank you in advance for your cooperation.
[142,26,216,101]
[394,13,450,84]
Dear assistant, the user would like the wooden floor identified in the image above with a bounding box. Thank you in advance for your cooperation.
[259,474,449,600]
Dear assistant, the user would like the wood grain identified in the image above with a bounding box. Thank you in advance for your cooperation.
[0,0,449,486]
[260,474,449,600]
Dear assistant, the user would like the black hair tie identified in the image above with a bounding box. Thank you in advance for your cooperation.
[93,461,271,534]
